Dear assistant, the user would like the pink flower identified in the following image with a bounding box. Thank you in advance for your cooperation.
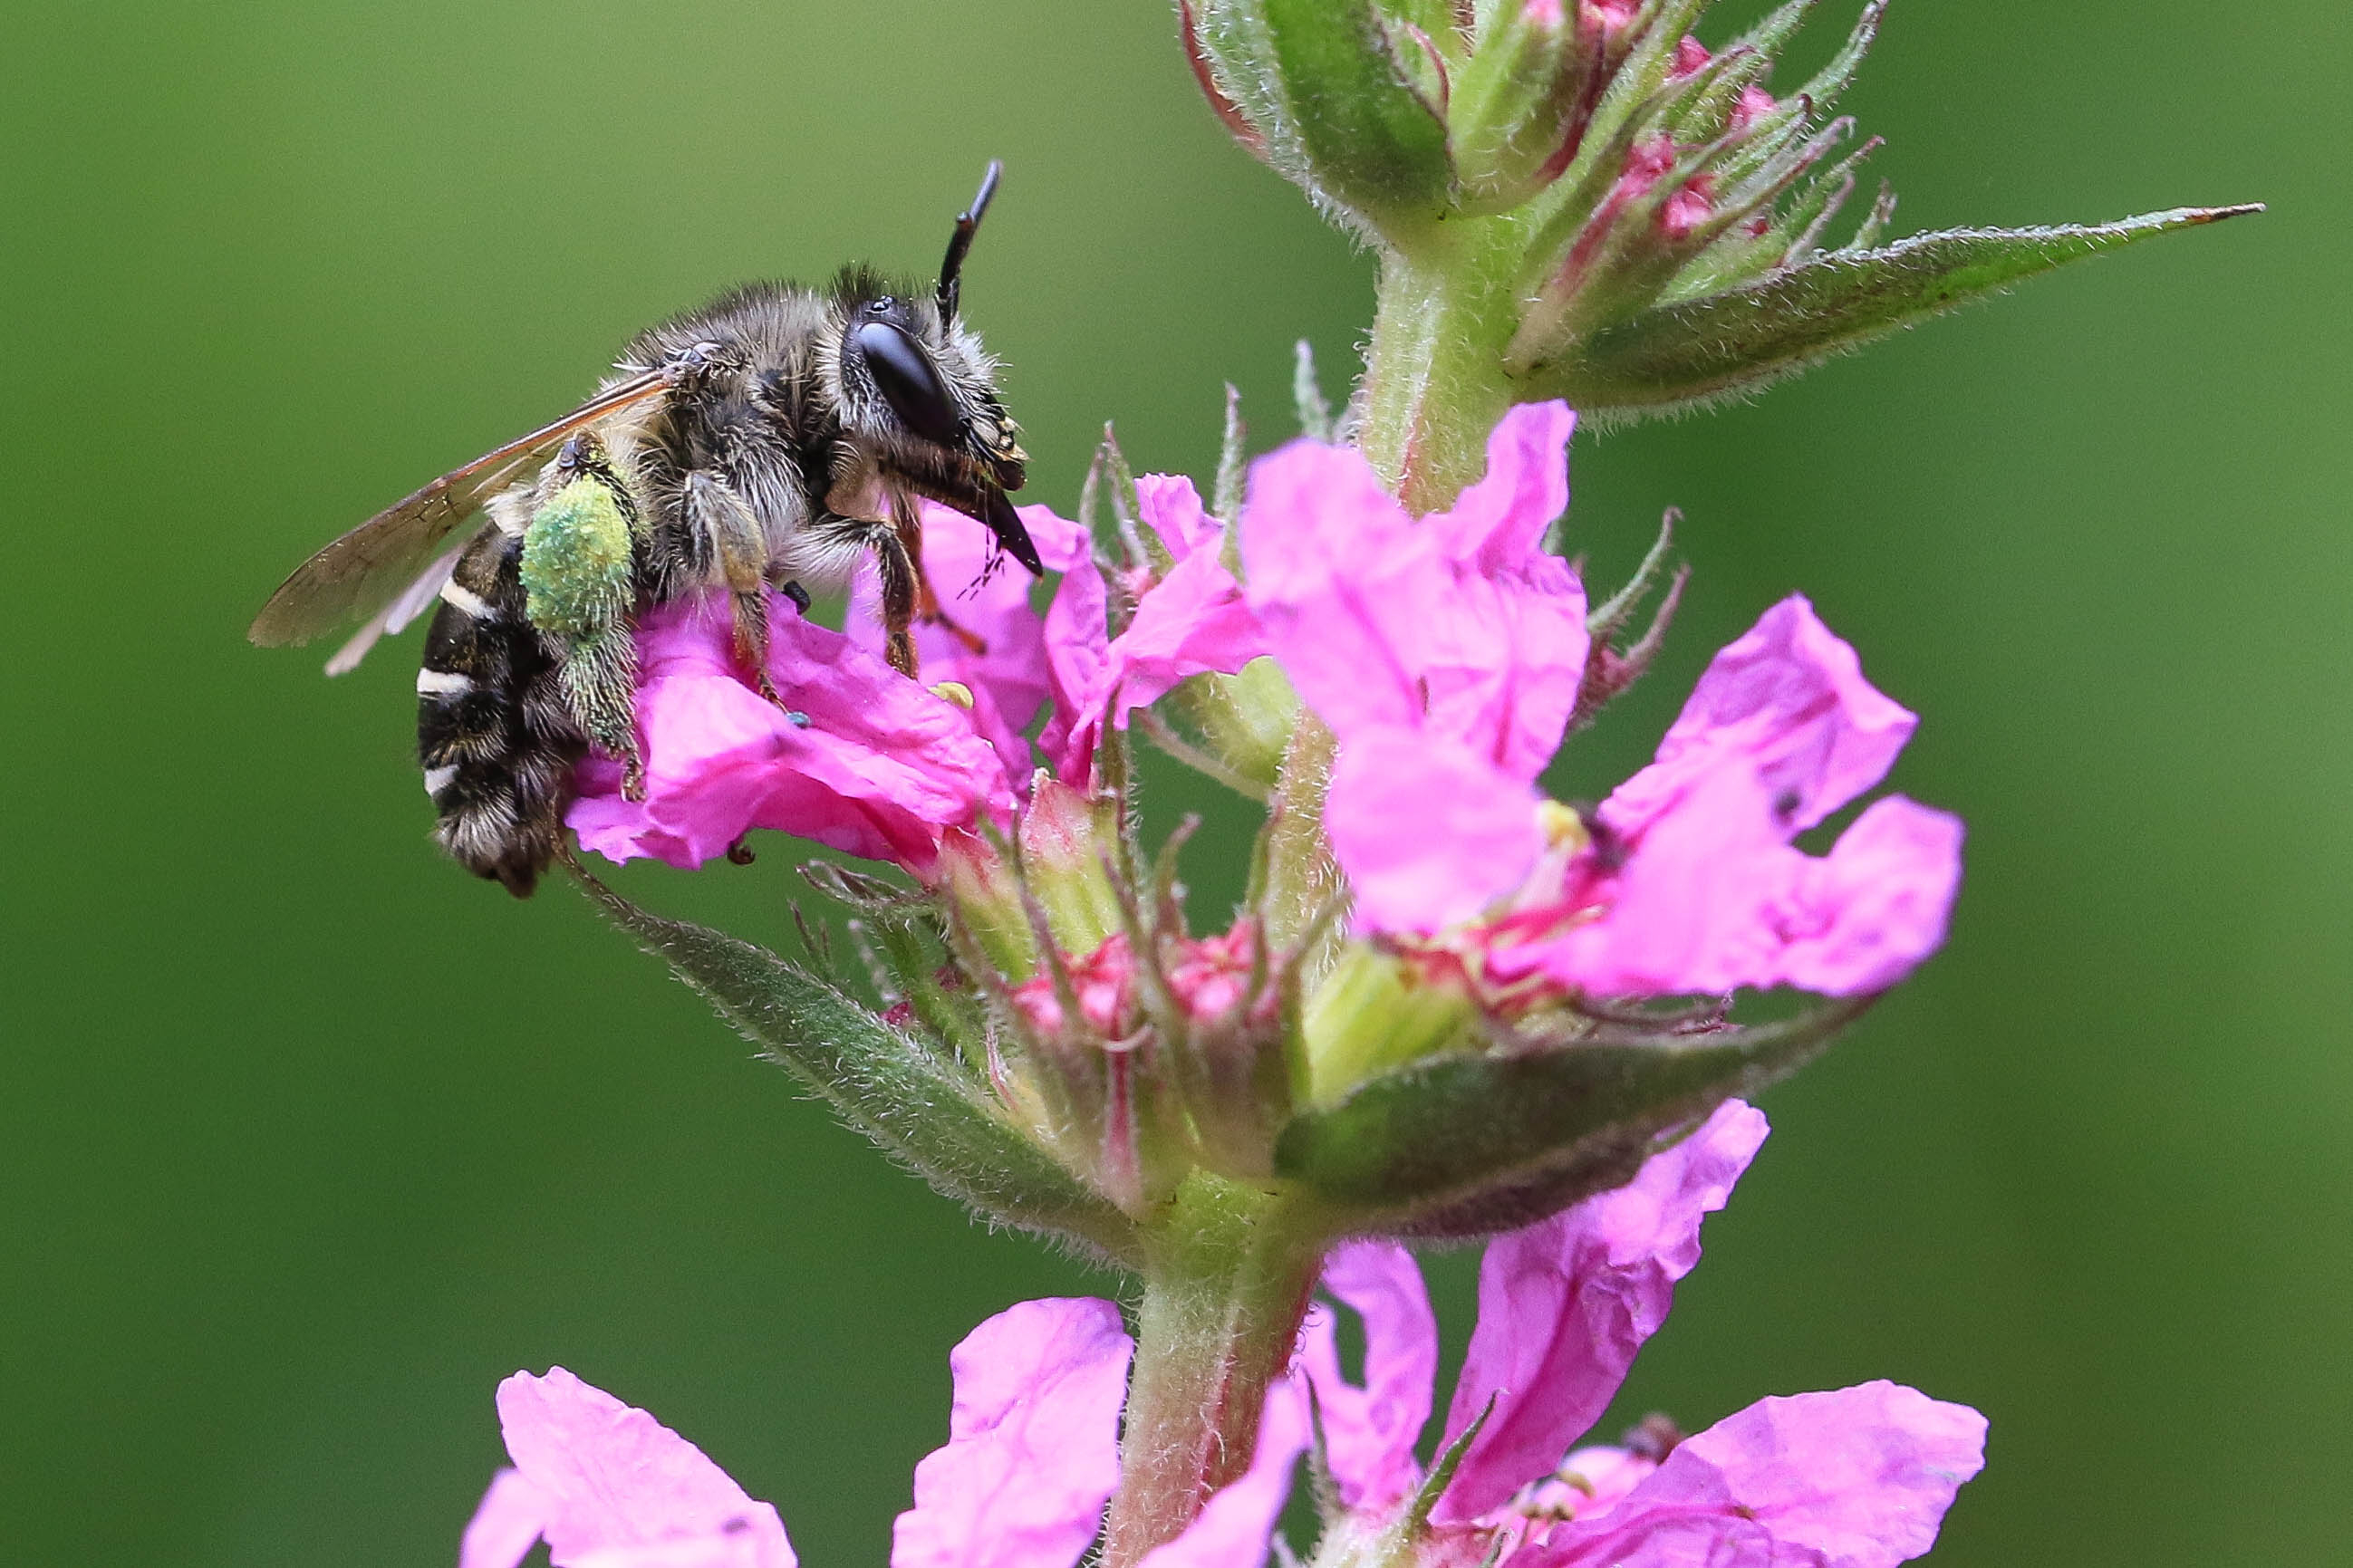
[1043,474,1269,785]
[567,591,1019,877]
[1492,598,1964,999]
[1154,1103,1986,1568]
[1242,402,1588,932]
[849,501,1097,784]
[461,1297,1133,1568]
[1237,403,1960,999]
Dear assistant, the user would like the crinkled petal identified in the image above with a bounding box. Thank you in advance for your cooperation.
[1297,1240,1438,1511]
[1427,402,1576,574]
[1046,502,1268,784]
[1326,730,1544,933]
[1508,775,1961,997]
[1417,565,1588,784]
[1528,1384,1986,1568]
[569,592,1015,874]
[1136,1373,1311,1568]
[1240,439,1432,743]
[1435,1102,1769,1523]
[1240,428,1586,789]
[493,1368,795,1568]
[460,1467,553,1568]
[892,1298,1134,1568]
[1602,597,1915,841]
[1040,548,1113,784]
[1138,473,1223,558]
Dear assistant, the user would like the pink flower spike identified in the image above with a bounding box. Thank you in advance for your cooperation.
[1434,1101,1769,1524]
[1137,1373,1313,1568]
[1601,595,1916,842]
[483,1367,795,1568]
[892,1298,1134,1568]
[1527,1383,1987,1568]
[1298,1240,1440,1512]
[568,591,1017,877]
[1326,730,1545,934]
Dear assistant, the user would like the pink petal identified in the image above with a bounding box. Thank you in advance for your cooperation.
[1601,597,1916,842]
[1239,425,1586,794]
[1040,550,1113,784]
[1297,1241,1438,1511]
[1326,731,1544,933]
[1137,473,1223,558]
[458,1467,551,1568]
[1434,1102,1769,1523]
[1530,1383,1986,1568]
[1239,439,1432,743]
[1044,495,1268,784]
[1136,1374,1312,1568]
[892,1298,1134,1568]
[1426,402,1576,574]
[1774,797,1964,995]
[1510,777,1962,998]
[848,504,1092,785]
[568,592,1016,875]
[493,1368,795,1568]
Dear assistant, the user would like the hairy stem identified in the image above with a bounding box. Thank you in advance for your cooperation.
[1100,1176,1328,1568]
[1355,226,1528,513]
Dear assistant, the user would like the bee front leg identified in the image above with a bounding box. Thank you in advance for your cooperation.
[682,472,791,709]
[873,524,921,678]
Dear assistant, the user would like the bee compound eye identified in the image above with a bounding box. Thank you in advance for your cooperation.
[852,320,964,448]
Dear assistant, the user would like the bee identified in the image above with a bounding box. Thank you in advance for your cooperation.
[251,164,1039,897]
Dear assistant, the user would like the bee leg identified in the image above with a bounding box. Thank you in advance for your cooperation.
[873,524,921,678]
[684,471,793,710]
[560,623,646,802]
[520,467,647,802]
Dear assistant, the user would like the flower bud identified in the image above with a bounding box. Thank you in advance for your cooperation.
[1297,944,1480,1108]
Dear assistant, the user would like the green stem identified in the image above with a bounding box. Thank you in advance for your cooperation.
[1355,224,1529,513]
[1100,1175,1329,1568]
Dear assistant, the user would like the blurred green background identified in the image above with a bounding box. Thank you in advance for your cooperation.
[1,2,2342,1563]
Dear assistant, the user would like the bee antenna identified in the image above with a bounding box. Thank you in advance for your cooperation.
[938,160,1002,320]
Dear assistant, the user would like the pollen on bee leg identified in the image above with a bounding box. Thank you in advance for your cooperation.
[1536,798,1589,854]
[930,680,976,711]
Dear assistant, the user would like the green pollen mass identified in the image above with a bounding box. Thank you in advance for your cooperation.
[520,478,634,640]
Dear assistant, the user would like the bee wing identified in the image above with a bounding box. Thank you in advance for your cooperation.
[321,531,477,677]
[247,368,677,651]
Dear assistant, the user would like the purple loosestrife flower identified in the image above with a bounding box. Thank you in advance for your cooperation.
[460,1298,1132,1568]
[1239,402,1962,1005]
[567,501,1085,879]
[1148,1102,1986,1568]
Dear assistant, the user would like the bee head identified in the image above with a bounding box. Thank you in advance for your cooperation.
[833,164,1039,574]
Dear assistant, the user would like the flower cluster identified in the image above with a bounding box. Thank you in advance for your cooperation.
[564,403,1959,1190]
[459,1103,1982,1568]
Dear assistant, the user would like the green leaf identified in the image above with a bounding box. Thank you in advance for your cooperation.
[1259,0,1454,234]
[1529,205,2263,416]
[1273,1000,1873,1237]
[575,871,1139,1264]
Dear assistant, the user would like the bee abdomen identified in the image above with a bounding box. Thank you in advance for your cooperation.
[418,531,586,897]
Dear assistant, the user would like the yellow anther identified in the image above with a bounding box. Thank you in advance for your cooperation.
[1536,798,1589,853]
[930,680,976,711]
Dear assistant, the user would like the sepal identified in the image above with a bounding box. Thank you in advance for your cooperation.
[1523,205,2266,416]
[1272,996,1871,1237]
[574,868,1140,1263]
